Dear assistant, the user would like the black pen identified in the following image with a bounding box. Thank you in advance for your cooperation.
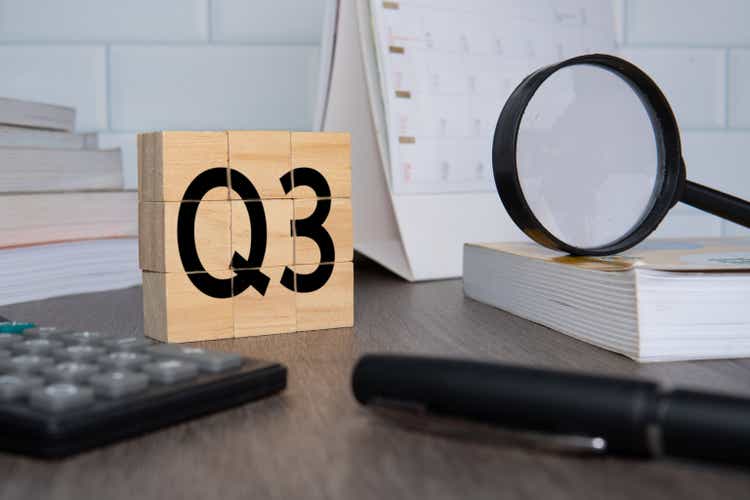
[352,354,750,466]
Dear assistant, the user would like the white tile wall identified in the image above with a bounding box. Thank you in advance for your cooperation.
[0,0,747,241]
[97,133,137,189]
[682,131,750,201]
[0,0,208,42]
[617,1,750,238]
[0,46,107,131]
[729,50,750,127]
[211,0,326,43]
[0,1,326,192]
[651,206,722,239]
[627,0,750,46]
[110,45,319,131]
[612,0,625,45]
[723,220,750,237]
[619,48,725,128]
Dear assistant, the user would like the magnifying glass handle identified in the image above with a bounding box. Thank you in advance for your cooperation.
[681,180,750,229]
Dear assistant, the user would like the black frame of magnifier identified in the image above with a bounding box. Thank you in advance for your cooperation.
[492,53,750,256]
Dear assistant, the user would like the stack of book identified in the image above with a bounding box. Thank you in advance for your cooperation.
[0,97,139,305]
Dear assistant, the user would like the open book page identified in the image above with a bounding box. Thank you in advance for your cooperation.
[369,0,615,195]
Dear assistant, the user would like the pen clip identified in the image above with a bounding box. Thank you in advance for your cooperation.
[369,399,608,456]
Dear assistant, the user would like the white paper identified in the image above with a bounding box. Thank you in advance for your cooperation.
[369,0,616,194]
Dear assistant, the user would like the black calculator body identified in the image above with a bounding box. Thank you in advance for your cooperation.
[0,326,286,458]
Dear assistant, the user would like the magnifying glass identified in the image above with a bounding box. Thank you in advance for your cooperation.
[492,54,750,256]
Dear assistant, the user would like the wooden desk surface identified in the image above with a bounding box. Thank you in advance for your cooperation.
[1,258,749,499]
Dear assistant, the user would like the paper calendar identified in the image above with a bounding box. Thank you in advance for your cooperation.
[320,0,616,280]
[371,0,614,194]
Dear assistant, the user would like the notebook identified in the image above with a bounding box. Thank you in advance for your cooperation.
[463,238,750,362]
[321,0,616,280]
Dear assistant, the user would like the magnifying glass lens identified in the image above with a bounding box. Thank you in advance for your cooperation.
[515,64,661,249]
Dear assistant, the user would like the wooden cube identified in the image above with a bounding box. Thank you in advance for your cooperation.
[290,132,351,198]
[294,262,354,331]
[140,130,354,343]
[293,198,353,264]
[139,131,228,202]
[143,270,234,343]
[231,199,293,269]
[139,200,231,272]
[233,267,296,337]
[228,131,290,200]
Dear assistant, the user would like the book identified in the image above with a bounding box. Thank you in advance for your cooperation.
[321,0,615,280]
[0,191,137,248]
[0,147,122,193]
[463,238,750,362]
[0,97,75,132]
[0,125,97,149]
[0,238,140,306]
[0,97,137,303]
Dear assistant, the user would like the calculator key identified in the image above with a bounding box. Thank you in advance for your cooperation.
[142,359,198,384]
[101,336,154,352]
[0,322,35,334]
[11,338,63,355]
[0,374,44,401]
[89,371,149,399]
[56,344,106,362]
[24,326,73,339]
[0,355,54,373]
[147,344,243,373]
[98,351,151,370]
[0,333,23,348]
[62,331,112,345]
[29,383,94,413]
[42,362,100,383]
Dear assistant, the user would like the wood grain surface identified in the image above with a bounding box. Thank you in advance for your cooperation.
[228,130,291,200]
[290,132,351,199]
[1,257,749,500]
[138,131,228,202]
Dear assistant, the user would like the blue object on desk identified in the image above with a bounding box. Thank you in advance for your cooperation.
[0,322,36,334]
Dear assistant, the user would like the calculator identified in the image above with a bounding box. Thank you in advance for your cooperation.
[0,324,287,458]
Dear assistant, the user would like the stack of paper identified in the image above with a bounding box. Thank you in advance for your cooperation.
[0,97,139,305]
[463,238,750,362]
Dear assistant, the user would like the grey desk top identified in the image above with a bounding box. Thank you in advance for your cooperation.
[0,258,749,499]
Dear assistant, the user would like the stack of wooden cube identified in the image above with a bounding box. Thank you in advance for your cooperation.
[138,131,353,343]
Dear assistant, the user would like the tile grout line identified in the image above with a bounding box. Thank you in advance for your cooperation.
[0,38,744,48]
[724,48,731,129]
[105,44,112,131]
[0,41,321,48]
[206,0,213,42]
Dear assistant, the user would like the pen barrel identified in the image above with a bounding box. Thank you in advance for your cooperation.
[353,355,661,455]
[660,389,750,465]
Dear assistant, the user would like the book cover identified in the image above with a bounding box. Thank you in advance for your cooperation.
[468,238,750,272]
